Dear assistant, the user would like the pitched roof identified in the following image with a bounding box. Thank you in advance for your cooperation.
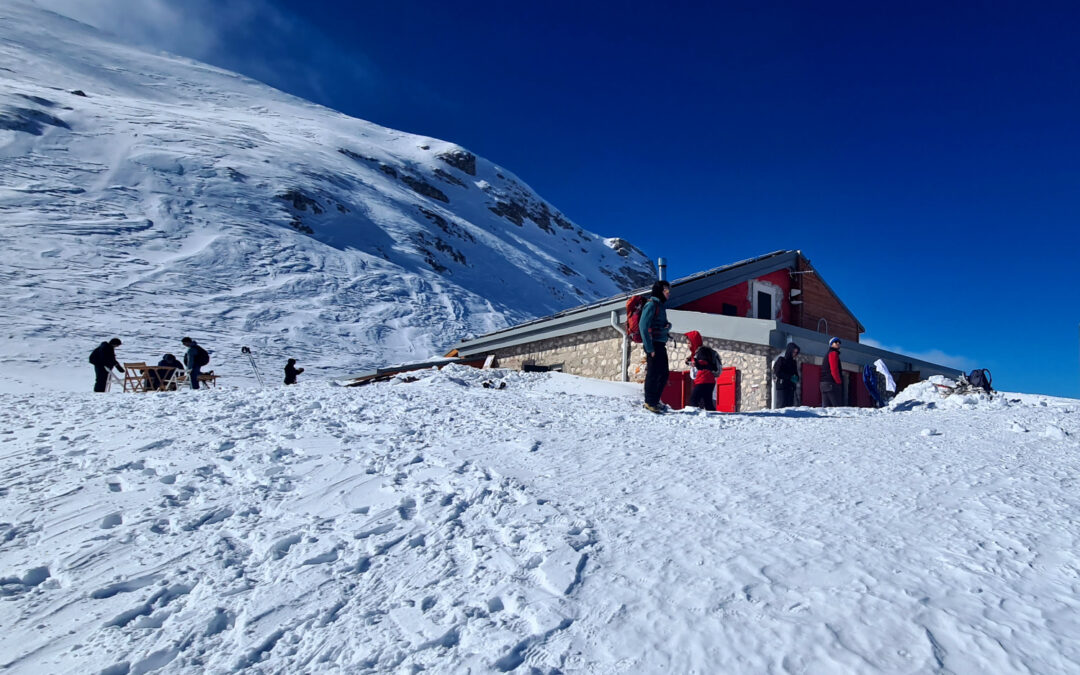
[453,249,841,353]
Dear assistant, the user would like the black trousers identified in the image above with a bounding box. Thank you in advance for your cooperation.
[643,344,669,406]
[93,364,110,392]
[689,383,715,411]
[820,381,843,407]
[776,384,795,408]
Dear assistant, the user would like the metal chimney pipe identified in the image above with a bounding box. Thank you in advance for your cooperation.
[658,257,667,281]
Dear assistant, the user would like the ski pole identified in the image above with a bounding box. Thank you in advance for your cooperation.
[241,346,264,386]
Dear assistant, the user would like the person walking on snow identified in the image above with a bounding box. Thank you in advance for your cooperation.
[284,358,304,385]
[181,337,209,390]
[773,342,801,408]
[640,280,672,413]
[89,338,124,392]
[819,337,843,407]
[685,330,718,411]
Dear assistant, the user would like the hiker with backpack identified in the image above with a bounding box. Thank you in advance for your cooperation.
[181,337,210,390]
[685,330,720,411]
[819,337,844,407]
[89,337,125,392]
[773,342,801,408]
[638,280,672,413]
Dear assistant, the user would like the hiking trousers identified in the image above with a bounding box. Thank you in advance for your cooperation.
[643,345,669,407]
[776,384,795,408]
[820,381,842,407]
[93,364,110,392]
[689,383,715,411]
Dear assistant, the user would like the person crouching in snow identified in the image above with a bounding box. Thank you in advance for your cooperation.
[640,280,672,413]
[284,358,304,385]
[684,330,719,411]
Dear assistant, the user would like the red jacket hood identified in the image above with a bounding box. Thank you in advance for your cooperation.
[686,330,703,353]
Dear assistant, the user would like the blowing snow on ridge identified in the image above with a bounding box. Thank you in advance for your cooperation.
[0,0,653,392]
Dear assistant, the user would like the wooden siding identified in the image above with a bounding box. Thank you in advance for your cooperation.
[793,256,861,342]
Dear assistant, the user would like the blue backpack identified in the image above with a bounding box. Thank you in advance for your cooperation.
[862,364,886,408]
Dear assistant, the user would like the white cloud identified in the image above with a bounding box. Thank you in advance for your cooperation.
[860,337,976,371]
[33,0,378,111]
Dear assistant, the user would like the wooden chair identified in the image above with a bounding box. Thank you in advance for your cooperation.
[122,362,149,392]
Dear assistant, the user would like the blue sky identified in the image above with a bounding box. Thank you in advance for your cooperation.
[41,0,1080,397]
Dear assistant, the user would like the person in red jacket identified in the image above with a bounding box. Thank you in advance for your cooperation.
[685,330,719,411]
[819,337,844,407]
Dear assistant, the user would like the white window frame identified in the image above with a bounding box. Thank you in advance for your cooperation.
[750,280,783,321]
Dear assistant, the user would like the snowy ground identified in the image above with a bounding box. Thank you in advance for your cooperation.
[2,368,1079,674]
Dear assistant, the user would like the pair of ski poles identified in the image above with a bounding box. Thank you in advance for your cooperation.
[241,346,265,386]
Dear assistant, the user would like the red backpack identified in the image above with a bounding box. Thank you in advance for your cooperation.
[625,295,646,343]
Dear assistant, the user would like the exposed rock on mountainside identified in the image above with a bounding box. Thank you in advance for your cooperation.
[0,0,655,391]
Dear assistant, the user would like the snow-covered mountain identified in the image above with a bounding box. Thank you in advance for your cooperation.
[0,0,654,392]
[2,370,1079,672]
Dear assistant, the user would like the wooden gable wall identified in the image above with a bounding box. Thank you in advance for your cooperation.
[793,256,861,341]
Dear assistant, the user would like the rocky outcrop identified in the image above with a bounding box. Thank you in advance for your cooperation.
[276,188,323,214]
[0,106,70,135]
[435,148,477,176]
[605,238,647,259]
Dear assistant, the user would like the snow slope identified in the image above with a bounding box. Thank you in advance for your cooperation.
[2,370,1079,673]
[0,0,654,393]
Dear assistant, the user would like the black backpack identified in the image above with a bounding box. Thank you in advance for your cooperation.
[695,346,721,374]
[967,368,992,393]
[194,344,210,367]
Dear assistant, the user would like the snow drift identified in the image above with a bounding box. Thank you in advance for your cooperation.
[2,369,1079,673]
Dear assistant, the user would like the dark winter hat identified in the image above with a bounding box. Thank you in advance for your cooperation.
[287,358,296,364]
[109,338,122,346]
[829,337,841,346]
[181,337,192,345]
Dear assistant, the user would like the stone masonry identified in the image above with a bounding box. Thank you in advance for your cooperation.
[489,327,777,411]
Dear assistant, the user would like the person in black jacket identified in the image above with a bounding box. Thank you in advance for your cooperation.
[181,337,209,390]
[284,358,304,385]
[772,342,801,408]
[148,353,184,391]
[89,338,124,392]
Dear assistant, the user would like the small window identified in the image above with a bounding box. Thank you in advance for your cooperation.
[722,303,738,316]
[756,291,772,319]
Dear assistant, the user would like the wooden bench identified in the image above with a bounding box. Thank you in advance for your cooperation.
[172,371,220,389]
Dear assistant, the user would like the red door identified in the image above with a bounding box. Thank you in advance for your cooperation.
[801,363,822,407]
[661,371,690,410]
[854,369,874,408]
[715,367,737,412]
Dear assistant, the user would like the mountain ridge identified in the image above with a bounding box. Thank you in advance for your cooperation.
[0,0,654,391]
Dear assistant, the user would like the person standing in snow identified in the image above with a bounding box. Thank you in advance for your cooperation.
[284,358,304,385]
[181,337,209,390]
[773,342,801,408]
[684,330,718,411]
[819,337,844,407]
[640,280,672,413]
[89,338,124,392]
